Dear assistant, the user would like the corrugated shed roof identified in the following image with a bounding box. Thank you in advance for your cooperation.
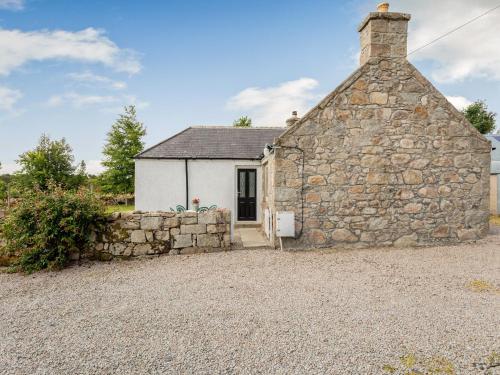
[136,126,285,160]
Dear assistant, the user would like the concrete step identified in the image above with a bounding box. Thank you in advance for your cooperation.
[233,227,272,249]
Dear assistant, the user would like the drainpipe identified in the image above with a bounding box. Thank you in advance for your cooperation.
[185,159,189,209]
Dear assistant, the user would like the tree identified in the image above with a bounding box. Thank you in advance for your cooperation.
[99,105,146,194]
[16,134,83,190]
[233,116,252,128]
[463,100,496,134]
[0,162,6,203]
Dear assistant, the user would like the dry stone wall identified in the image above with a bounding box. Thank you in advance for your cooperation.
[91,209,231,258]
[272,57,490,249]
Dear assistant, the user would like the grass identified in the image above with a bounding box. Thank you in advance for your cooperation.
[474,351,500,373]
[490,215,500,226]
[383,353,455,374]
[467,279,499,293]
[381,364,396,373]
[105,205,134,214]
[0,254,17,267]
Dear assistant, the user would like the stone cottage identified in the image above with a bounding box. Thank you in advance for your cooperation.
[135,4,490,250]
[261,6,490,249]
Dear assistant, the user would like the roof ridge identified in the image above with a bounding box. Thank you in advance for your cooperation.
[189,125,284,129]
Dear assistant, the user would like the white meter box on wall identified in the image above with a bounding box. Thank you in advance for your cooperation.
[276,211,295,237]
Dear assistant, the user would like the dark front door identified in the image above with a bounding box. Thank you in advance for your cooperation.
[237,169,257,221]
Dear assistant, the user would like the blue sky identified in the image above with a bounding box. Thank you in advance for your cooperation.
[0,0,499,174]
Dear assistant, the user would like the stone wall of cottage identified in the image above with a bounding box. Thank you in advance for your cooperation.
[91,209,231,258]
[272,57,490,249]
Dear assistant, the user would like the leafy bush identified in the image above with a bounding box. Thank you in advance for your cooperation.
[1,185,105,273]
[0,179,6,206]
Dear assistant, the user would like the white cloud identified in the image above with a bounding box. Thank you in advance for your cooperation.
[68,71,127,90]
[388,0,500,82]
[85,160,105,175]
[0,27,141,76]
[47,92,118,108]
[227,78,320,125]
[446,95,472,110]
[0,162,19,174]
[0,0,24,10]
[46,92,149,113]
[0,85,22,111]
[123,95,150,110]
[95,94,150,114]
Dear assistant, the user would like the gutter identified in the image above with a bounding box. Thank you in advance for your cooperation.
[134,156,262,160]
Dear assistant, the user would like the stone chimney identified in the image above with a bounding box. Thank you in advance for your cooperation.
[358,3,411,65]
[286,111,300,127]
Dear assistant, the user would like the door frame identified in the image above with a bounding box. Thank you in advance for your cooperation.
[236,167,258,221]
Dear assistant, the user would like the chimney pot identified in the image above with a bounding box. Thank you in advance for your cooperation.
[377,2,389,12]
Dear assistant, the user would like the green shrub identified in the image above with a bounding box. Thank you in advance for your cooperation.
[1,185,105,273]
[0,179,6,202]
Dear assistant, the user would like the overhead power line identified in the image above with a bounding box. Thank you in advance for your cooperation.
[407,3,500,56]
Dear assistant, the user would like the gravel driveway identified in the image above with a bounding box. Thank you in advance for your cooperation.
[1,234,499,374]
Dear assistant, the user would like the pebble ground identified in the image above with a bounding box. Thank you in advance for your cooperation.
[1,235,499,374]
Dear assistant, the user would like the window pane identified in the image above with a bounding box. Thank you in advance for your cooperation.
[239,171,246,198]
[249,171,256,198]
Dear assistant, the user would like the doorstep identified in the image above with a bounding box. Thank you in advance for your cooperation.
[233,227,272,250]
[234,222,261,229]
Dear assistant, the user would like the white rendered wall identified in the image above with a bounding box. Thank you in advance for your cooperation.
[135,159,262,225]
[135,159,185,211]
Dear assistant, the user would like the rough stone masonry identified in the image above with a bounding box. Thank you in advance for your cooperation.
[89,209,231,258]
[267,9,490,249]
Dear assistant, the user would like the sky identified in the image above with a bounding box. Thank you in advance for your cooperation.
[0,0,499,174]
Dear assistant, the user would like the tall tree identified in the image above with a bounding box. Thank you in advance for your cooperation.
[100,105,146,194]
[463,100,496,134]
[233,116,252,128]
[16,134,82,190]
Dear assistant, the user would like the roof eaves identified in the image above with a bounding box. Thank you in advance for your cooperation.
[134,156,263,160]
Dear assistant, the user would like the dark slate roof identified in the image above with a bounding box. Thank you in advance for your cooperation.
[136,126,285,160]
